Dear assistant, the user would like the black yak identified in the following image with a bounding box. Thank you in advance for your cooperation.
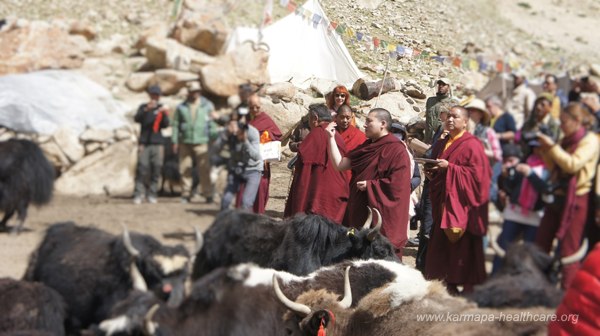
[0,138,54,233]
[23,222,193,333]
[192,208,399,279]
[0,278,66,335]
[467,238,589,308]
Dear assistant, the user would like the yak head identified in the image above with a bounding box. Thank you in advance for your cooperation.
[490,236,589,284]
[274,267,353,336]
[120,227,202,308]
[347,208,399,263]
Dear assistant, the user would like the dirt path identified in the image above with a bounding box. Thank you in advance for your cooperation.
[2,159,498,279]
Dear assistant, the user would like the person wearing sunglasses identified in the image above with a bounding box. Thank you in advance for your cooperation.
[326,85,351,120]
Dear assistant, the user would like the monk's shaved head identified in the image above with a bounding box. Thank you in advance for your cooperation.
[369,108,392,131]
[452,105,469,120]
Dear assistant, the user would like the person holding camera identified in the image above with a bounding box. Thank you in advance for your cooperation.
[535,103,600,289]
[132,85,170,205]
[213,110,263,211]
[236,94,282,214]
[492,143,550,273]
[519,93,561,157]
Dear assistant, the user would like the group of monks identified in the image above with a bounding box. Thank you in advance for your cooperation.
[283,85,413,260]
[241,85,491,294]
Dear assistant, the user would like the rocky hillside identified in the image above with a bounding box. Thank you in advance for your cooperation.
[2,0,598,93]
[2,0,599,196]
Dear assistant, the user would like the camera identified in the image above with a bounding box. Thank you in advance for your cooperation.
[507,166,517,179]
[238,121,249,131]
[522,131,538,142]
[238,106,249,116]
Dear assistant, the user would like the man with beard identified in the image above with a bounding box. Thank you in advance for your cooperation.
[424,77,455,144]
[326,108,412,260]
[424,106,491,294]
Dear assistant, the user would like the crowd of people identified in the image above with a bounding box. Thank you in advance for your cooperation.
[131,73,600,296]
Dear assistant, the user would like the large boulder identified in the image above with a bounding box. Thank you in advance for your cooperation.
[264,82,297,102]
[259,91,316,137]
[55,140,136,196]
[0,20,85,75]
[144,37,215,71]
[200,42,270,97]
[126,72,155,93]
[53,127,85,163]
[361,91,423,124]
[149,69,199,96]
[39,140,70,172]
[171,18,229,56]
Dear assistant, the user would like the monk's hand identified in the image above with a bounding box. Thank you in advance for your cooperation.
[435,159,449,170]
[356,180,367,191]
[325,122,337,138]
[537,132,555,148]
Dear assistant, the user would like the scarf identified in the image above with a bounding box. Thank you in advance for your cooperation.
[556,126,587,239]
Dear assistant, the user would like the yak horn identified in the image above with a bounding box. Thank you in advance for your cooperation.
[143,304,160,335]
[193,226,204,255]
[361,207,373,230]
[273,274,311,316]
[130,262,148,292]
[561,238,588,265]
[122,225,140,257]
[338,266,352,309]
[489,233,506,258]
[256,42,270,52]
[366,208,383,242]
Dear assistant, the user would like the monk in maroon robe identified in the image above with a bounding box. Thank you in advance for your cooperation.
[326,108,412,260]
[336,105,367,181]
[423,106,491,294]
[284,104,349,223]
[235,94,282,213]
[336,105,367,152]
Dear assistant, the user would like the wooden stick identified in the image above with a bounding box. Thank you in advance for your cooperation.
[374,53,392,108]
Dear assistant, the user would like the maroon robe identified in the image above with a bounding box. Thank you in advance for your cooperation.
[344,133,411,258]
[424,132,491,288]
[236,112,282,213]
[338,125,367,181]
[284,124,349,223]
[338,125,367,152]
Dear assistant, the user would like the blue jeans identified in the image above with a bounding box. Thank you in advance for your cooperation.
[491,219,538,274]
[221,169,262,210]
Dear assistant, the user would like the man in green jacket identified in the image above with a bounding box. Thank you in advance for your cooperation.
[424,77,456,144]
[172,81,218,203]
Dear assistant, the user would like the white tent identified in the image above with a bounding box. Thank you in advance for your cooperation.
[226,0,364,89]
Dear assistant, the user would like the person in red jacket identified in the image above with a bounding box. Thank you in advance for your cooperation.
[549,242,600,335]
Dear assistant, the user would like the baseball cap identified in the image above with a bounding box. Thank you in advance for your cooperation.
[147,85,161,95]
[437,77,451,85]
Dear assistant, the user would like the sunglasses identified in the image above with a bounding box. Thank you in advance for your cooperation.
[335,94,346,98]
